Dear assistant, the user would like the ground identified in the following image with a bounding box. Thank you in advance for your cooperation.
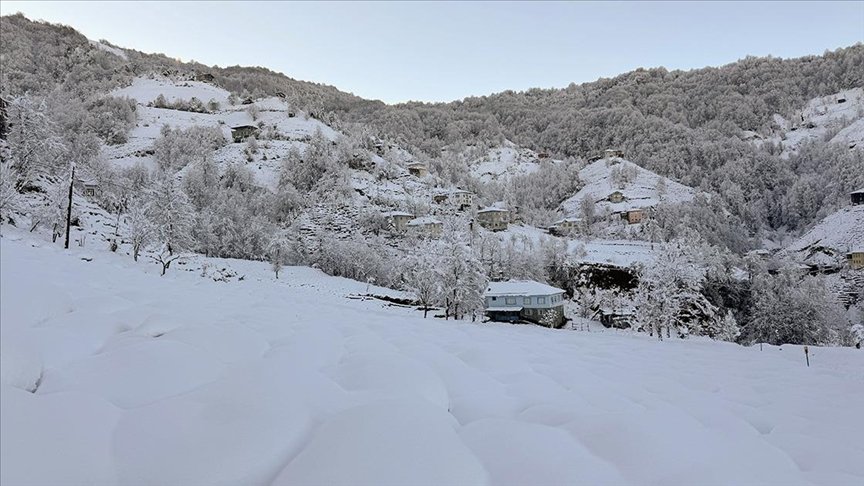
[1,228,862,485]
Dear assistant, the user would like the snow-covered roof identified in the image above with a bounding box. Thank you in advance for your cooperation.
[851,188,864,195]
[485,280,564,297]
[385,211,414,218]
[552,217,582,225]
[451,189,473,195]
[486,306,523,312]
[478,207,508,214]
[407,216,442,226]
[230,124,259,130]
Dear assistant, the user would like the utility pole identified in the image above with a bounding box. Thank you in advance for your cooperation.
[64,163,75,249]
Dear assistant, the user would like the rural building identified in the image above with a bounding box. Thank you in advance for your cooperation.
[851,189,864,206]
[621,209,644,224]
[604,149,625,159]
[194,72,215,83]
[483,280,566,328]
[230,124,259,143]
[848,250,864,270]
[384,211,414,233]
[476,207,509,231]
[406,216,442,237]
[595,307,635,329]
[75,177,99,197]
[537,152,550,159]
[607,191,625,204]
[450,189,475,209]
[549,217,582,235]
[407,162,429,177]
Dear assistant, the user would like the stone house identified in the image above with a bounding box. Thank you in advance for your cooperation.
[406,216,443,237]
[848,250,864,270]
[384,211,414,233]
[476,207,509,231]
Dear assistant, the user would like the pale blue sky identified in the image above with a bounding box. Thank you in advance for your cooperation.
[2,1,863,104]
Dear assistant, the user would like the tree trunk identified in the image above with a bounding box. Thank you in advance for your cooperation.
[133,245,140,262]
[423,306,428,319]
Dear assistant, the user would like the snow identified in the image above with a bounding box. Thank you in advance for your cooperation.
[465,141,557,184]
[785,205,864,263]
[769,87,864,155]
[560,159,696,215]
[485,280,564,297]
[2,231,864,485]
[88,39,128,60]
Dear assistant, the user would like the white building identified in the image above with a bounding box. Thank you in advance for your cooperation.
[406,216,443,237]
[484,280,566,327]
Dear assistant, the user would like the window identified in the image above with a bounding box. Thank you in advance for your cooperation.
[505,297,516,305]
[538,296,546,304]
[523,297,532,305]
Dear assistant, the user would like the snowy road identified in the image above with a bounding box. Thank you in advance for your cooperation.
[2,233,863,485]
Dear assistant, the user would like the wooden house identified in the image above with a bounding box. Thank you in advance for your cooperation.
[407,162,429,177]
[476,207,509,231]
[851,189,864,206]
[484,280,566,328]
[230,124,259,143]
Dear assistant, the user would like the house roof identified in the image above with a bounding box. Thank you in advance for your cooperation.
[407,216,442,226]
[478,207,508,214]
[229,124,259,130]
[851,188,864,195]
[552,217,582,225]
[485,280,564,298]
[384,211,414,218]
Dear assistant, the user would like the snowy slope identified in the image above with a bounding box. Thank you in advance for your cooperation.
[559,158,696,215]
[785,205,864,265]
[769,87,864,155]
[464,141,559,184]
[3,231,863,485]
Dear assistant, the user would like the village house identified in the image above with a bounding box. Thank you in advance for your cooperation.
[607,191,625,204]
[75,176,99,197]
[384,211,414,233]
[476,207,509,231]
[407,162,429,177]
[595,307,635,329]
[621,208,645,224]
[406,216,443,237]
[548,217,582,235]
[483,280,566,328]
[851,188,864,206]
[194,72,215,83]
[604,149,625,159]
[230,124,259,143]
[848,249,864,270]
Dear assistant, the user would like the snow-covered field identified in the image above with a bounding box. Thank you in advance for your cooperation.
[2,231,863,485]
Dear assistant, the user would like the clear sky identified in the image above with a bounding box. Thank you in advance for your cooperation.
[2,1,862,104]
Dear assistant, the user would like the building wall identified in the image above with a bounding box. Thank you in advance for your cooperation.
[850,252,864,269]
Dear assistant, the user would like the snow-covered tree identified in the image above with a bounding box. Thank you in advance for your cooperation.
[437,224,486,320]
[145,176,195,275]
[5,96,65,190]
[126,197,152,262]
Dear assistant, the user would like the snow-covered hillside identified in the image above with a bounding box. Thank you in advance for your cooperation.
[462,141,559,184]
[559,158,696,216]
[769,87,864,155]
[785,204,864,266]
[3,231,862,485]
